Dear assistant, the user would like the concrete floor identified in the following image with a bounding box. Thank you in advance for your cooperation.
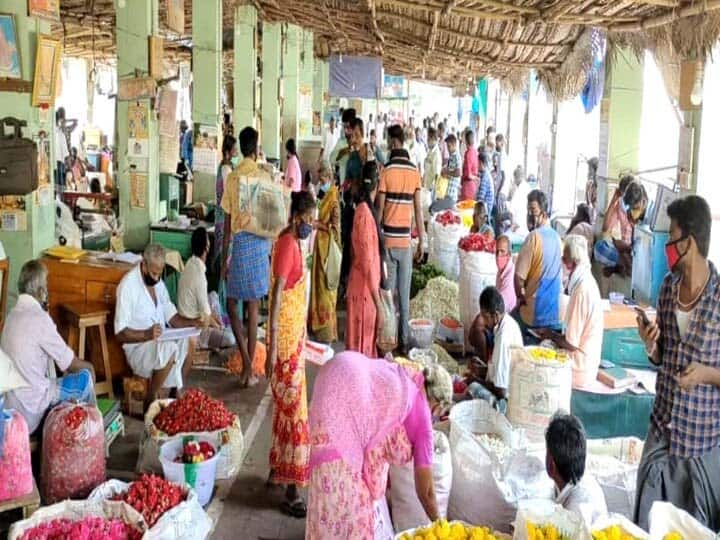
[106,358,317,540]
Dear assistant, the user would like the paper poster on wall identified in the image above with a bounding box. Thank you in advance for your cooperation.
[130,172,147,208]
[299,85,313,138]
[159,134,179,174]
[35,184,53,206]
[128,102,149,158]
[193,125,218,174]
[158,88,178,137]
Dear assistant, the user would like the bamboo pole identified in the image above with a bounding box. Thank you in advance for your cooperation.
[609,0,720,31]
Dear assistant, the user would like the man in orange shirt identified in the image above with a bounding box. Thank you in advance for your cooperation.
[377,125,425,353]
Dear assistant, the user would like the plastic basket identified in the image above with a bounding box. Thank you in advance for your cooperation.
[409,318,435,349]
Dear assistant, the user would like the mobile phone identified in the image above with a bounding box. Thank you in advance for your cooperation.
[635,307,650,326]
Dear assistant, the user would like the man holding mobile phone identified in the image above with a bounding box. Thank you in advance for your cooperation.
[634,195,720,531]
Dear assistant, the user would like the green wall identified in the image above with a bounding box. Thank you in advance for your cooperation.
[0,0,55,302]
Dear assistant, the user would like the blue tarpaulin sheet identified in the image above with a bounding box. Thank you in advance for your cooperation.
[329,55,382,99]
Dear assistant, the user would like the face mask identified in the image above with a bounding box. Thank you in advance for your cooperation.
[143,272,160,287]
[665,237,689,272]
[496,254,510,271]
[321,181,332,192]
[230,156,239,168]
[630,206,645,223]
[298,222,313,240]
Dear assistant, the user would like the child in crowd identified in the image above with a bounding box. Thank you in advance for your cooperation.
[546,413,608,527]
[442,134,462,204]
[464,286,523,410]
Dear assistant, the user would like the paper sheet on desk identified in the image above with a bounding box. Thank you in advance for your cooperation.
[158,327,201,342]
[98,252,142,265]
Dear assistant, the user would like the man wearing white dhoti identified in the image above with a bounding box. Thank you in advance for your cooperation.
[115,244,201,402]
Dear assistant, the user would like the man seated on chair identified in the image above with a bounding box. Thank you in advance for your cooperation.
[177,227,235,351]
[115,244,201,402]
[2,260,96,434]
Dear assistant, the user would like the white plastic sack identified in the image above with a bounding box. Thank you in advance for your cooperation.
[88,479,212,540]
[586,437,643,519]
[447,400,553,533]
[513,501,589,540]
[428,218,465,281]
[374,496,394,540]
[457,249,496,335]
[506,347,572,443]
[136,399,244,480]
[648,501,715,540]
[389,431,453,532]
[9,499,146,540]
[590,514,649,539]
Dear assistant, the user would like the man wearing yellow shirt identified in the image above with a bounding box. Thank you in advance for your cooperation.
[221,127,271,387]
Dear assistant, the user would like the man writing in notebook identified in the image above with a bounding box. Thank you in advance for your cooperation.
[115,244,202,403]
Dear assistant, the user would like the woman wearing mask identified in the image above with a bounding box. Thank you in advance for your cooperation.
[345,161,384,357]
[310,162,341,343]
[285,138,302,192]
[306,352,451,538]
[266,191,316,517]
[215,135,238,271]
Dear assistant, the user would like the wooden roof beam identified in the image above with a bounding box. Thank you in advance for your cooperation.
[366,0,385,45]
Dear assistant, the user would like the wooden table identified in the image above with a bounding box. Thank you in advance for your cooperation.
[43,253,134,381]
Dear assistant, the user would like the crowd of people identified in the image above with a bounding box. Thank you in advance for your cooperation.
[4,105,720,537]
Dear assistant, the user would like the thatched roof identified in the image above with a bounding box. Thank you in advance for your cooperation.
[54,0,720,99]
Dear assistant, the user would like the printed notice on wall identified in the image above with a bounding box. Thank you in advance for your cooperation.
[130,172,147,209]
[193,125,218,175]
[128,102,149,158]
[158,88,178,137]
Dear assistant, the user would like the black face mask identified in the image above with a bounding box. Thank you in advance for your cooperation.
[143,272,160,287]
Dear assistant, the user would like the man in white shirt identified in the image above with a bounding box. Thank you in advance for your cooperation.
[546,413,608,528]
[115,244,201,401]
[509,166,531,238]
[54,107,70,189]
[320,117,340,164]
[178,228,235,351]
[2,260,95,434]
[467,286,523,407]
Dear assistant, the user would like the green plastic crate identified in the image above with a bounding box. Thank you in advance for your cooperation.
[602,327,653,370]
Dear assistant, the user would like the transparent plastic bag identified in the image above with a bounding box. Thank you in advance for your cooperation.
[376,288,398,352]
[0,409,33,502]
[41,402,106,503]
[235,173,291,239]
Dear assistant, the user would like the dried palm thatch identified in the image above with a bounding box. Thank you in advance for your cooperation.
[53,0,720,99]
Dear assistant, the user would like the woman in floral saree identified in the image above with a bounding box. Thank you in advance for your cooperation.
[267,190,316,518]
[310,162,341,343]
[306,351,453,539]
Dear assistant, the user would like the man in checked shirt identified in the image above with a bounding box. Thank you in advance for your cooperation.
[635,195,720,531]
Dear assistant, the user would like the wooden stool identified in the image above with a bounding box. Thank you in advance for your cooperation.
[0,478,40,519]
[62,302,114,399]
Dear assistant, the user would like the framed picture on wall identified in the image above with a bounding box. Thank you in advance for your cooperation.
[32,35,61,106]
[0,14,22,79]
[27,0,60,22]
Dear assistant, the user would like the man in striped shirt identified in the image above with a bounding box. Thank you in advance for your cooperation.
[377,125,425,354]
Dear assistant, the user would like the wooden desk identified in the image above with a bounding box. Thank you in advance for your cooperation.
[42,253,134,380]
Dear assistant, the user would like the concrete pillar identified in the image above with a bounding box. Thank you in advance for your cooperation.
[116,0,161,250]
[597,48,644,211]
[234,4,257,130]
[313,59,328,125]
[281,24,301,163]
[192,0,222,203]
[261,23,281,161]
[0,0,55,301]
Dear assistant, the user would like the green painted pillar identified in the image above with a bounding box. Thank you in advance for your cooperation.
[313,59,327,123]
[0,0,55,301]
[298,30,314,140]
[600,48,644,182]
[281,24,300,162]
[192,0,222,204]
[116,0,160,250]
[234,4,257,130]
[261,23,281,161]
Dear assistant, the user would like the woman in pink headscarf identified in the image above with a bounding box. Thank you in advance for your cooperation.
[495,234,516,313]
[306,351,453,539]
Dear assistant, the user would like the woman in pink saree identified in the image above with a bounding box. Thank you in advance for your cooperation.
[495,235,516,313]
[306,351,453,539]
